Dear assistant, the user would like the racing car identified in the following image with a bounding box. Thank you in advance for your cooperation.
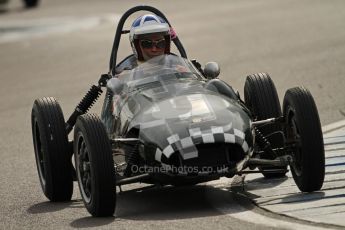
[31,5,325,217]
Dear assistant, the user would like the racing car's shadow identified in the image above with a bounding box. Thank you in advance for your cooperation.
[244,175,290,193]
[27,199,84,214]
[70,216,115,228]
[28,200,116,228]
[113,183,252,220]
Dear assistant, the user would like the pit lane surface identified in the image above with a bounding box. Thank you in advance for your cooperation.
[1,0,345,229]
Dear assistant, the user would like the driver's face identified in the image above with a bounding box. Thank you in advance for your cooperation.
[139,34,166,61]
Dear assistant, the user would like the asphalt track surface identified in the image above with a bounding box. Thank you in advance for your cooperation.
[1,0,345,229]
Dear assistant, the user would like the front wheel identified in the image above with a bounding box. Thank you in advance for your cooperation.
[74,114,116,217]
[283,87,325,192]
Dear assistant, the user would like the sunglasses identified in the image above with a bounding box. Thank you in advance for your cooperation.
[140,39,166,49]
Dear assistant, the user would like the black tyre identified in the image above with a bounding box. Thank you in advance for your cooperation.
[283,87,325,192]
[31,97,73,201]
[23,0,39,8]
[74,114,116,217]
[244,73,287,178]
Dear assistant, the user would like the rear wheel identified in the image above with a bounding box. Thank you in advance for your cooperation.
[283,87,325,192]
[74,114,116,217]
[31,97,73,201]
[244,73,287,178]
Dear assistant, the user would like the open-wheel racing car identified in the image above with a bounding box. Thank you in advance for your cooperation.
[31,6,325,217]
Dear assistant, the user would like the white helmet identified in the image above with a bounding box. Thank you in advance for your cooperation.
[129,14,171,61]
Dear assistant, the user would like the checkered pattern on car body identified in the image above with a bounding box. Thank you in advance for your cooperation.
[154,122,250,164]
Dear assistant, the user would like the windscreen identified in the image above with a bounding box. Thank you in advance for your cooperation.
[116,55,202,92]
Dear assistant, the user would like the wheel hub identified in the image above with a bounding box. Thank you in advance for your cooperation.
[77,139,92,203]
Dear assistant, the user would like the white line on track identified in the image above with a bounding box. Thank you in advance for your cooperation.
[322,120,345,134]
[0,14,120,43]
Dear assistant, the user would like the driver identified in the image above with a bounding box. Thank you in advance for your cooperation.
[129,14,172,64]
[115,13,195,76]
[114,14,174,74]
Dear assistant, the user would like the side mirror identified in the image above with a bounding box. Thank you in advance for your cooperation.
[204,62,220,79]
[106,78,124,95]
